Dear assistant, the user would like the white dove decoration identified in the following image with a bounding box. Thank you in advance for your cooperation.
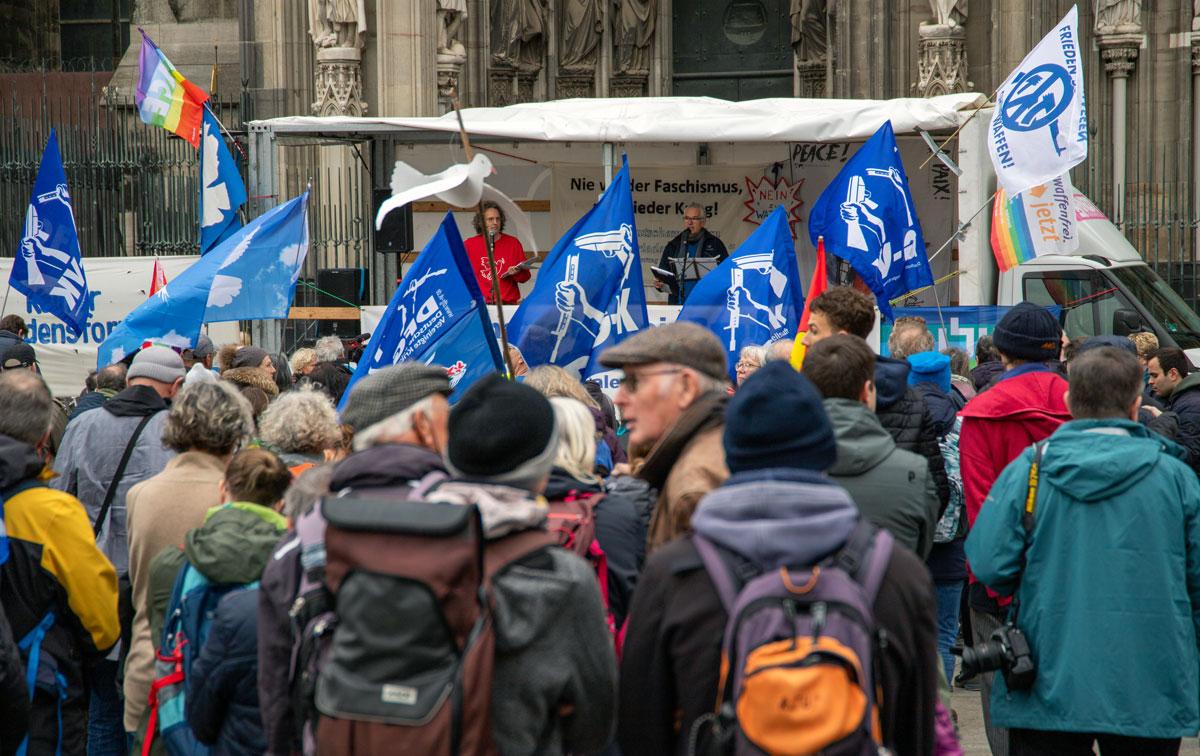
[374,153,538,256]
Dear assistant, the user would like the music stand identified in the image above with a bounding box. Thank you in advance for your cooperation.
[670,256,720,303]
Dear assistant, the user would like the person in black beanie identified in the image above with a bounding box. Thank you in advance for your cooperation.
[618,360,939,756]
[423,373,617,755]
[957,301,1071,755]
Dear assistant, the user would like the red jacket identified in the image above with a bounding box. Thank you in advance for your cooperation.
[464,233,530,304]
[960,368,1070,591]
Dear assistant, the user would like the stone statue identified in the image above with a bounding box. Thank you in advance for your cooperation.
[1194,0,1200,31]
[614,0,656,75]
[927,0,967,27]
[491,0,547,71]
[309,0,367,49]
[790,0,827,62]
[560,0,602,70]
[1094,0,1141,34]
[437,0,468,60]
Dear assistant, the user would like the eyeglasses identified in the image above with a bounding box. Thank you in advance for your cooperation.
[621,368,682,392]
[735,361,761,370]
[684,215,703,221]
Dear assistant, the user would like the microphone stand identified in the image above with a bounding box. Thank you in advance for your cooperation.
[452,99,515,378]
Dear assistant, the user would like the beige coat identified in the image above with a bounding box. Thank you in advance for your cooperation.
[122,451,227,732]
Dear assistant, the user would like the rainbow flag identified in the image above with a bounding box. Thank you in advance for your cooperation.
[989,175,1078,272]
[789,235,829,369]
[135,29,209,149]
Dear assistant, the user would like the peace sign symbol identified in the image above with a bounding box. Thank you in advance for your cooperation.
[999,64,1075,133]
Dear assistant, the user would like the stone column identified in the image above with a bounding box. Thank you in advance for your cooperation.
[1192,35,1200,255]
[796,60,826,98]
[313,47,367,116]
[915,23,972,96]
[1098,32,1140,226]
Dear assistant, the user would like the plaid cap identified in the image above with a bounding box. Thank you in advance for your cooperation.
[340,362,453,430]
[0,343,36,371]
[598,322,728,381]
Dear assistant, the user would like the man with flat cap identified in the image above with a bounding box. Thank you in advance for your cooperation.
[600,322,731,554]
[257,361,455,755]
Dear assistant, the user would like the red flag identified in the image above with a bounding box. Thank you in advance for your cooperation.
[790,237,828,368]
[149,258,167,298]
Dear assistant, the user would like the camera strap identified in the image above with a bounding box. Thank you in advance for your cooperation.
[1013,440,1048,624]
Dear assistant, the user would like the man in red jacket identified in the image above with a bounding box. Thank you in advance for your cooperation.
[959,301,1070,756]
[464,201,531,304]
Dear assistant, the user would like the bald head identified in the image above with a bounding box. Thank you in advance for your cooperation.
[0,370,53,445]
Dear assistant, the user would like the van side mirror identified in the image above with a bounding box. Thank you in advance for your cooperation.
[1112,309,1144,337]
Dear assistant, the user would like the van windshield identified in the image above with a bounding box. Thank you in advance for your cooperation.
[1110,266,1200,349]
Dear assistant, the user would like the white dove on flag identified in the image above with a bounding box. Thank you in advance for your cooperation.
[374,153,538,255]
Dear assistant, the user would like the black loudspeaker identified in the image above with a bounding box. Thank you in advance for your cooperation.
[373,188,414,254]
[316,267,366,337]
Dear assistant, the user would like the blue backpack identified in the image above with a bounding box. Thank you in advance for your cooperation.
[144,561,257,756]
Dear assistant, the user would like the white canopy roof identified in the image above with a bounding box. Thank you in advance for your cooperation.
[250,93,987,143]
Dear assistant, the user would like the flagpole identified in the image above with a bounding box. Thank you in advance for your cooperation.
[918,86,1002,171]
[925,189,999,266]
[451,100,516,379]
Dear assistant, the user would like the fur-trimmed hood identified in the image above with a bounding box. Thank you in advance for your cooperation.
[220,366,280,397]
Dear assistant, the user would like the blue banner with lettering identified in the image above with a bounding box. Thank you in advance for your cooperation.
[339,212,503,410]
[677,206,804,380]
[509,154,648,379]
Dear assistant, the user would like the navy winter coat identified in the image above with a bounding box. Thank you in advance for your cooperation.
[188,588,267,756]
[875,357,951,511]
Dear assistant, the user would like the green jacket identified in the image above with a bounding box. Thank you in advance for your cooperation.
[966,419,1200,738]
[824,398,940,558]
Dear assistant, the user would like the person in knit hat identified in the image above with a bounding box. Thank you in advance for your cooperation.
[618,360,939,756]
[957,300,1071,755]
[419,373,617,755]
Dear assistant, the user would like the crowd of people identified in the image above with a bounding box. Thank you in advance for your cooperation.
[0,286,1199,755]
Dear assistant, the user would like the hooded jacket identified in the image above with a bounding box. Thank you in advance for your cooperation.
[966,420,1200,738]
[617,469,938,756]
[257,443,447,756]
[874,357,950,510]
[1165,372,1200,472]
[51,384,174,575]
[825,399,940,559]
[0,434,119,755]
[419,480,617,755]
[543,468,646,627]
[219,367,280,398]
[635,391,729,553]
[172,503,289,756]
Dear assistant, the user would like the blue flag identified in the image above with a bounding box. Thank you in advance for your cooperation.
[11,129,91,336]
[809,121,932,321]
[199,108,247,253]
[339,213,503,409]
[98,192,310,366]
[509,155,648,378]
[678,206,805,381]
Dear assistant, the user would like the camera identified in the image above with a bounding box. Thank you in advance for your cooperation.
[959,623,1036,691]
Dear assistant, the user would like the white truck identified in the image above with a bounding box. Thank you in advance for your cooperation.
[249,95,1200,362]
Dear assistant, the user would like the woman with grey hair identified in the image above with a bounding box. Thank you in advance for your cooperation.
[123,381,255,738]
[257,387,342,472]
[541,396,645,628]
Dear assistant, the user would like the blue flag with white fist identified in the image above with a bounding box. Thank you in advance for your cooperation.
[678,206,805,381]
[509,154,648,379]
[339,212,504,410]
[809,120,932,321]
[11,129,91,336]
[199,108,247,253]
[98,192,309,367]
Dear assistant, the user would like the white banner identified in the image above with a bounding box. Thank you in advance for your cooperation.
[988,6,1087,195]
[0,256,238,398]
[551,146,955,306]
